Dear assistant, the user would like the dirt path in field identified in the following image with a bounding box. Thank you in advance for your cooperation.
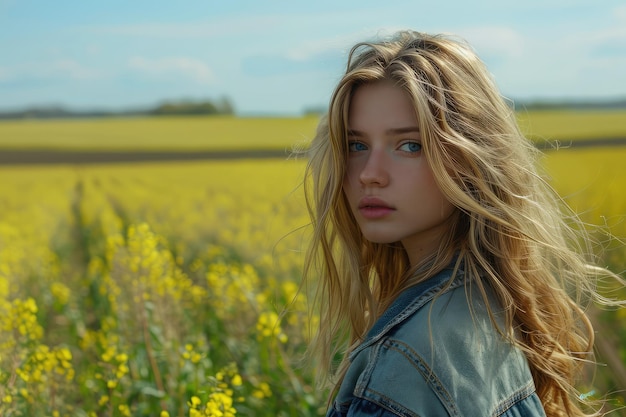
[1,137,626,165]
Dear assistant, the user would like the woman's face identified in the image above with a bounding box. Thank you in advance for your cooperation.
[342,81,456,266]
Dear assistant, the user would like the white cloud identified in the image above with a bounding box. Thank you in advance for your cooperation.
[457,26,526,59]
[0,67,10,81]
[285,27,407,61]
[283,25,527,64]
[590,8,626,45]
[0,59,104,82]
[614,4,626,21]
[128,56,214,84]
[52,60,103,80]
[90,15,280,39]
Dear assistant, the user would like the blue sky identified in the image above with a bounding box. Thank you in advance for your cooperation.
[1,0,625,115]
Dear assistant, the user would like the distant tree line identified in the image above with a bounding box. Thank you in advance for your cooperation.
[513,98,626,111]
[2,96,626,120]
[151,97,234,116]
[0,97,235,120]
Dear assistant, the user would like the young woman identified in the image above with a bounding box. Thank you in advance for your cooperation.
[302,30,621,416]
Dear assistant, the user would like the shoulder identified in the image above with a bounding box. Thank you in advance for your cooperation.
[354,281,541,416]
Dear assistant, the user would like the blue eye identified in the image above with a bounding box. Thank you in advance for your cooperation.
[348,141,367,152]
[399,142,422,153]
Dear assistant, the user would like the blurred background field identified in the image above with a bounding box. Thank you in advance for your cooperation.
[0,110,625,152]
[0,116,320,152]
[0,111,625,416]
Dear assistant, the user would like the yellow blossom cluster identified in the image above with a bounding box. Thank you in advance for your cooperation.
[252,382,273,400]
[0,295,76,414]
[187,363,243,417]
[189,392,236,417]
[206,262,262,316]
[256,311,288,343]
[181,343,203,365]
[17,345,74,384]
[0,298,42,343]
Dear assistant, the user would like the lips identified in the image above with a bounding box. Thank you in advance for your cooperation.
[358,196,393,209]
[358,196,395,219]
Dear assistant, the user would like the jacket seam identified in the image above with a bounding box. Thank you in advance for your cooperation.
[384,338,460,417]
[490,380,537,417]
[360,387,424,417]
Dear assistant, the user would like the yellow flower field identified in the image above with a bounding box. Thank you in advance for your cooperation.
[516,109,626,142]
[542,148,626,268]
[0,132,625,415]
[0,159,318,416]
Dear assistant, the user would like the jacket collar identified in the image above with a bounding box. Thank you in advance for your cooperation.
[349,263,464,361]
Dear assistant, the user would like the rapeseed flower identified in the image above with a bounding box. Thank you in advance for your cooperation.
[252,382,272,400]
[256,311,288,343]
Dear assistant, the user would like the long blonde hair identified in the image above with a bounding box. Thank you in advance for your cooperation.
[303,30,620,416]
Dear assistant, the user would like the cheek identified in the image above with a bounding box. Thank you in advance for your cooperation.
[414,167,452,208]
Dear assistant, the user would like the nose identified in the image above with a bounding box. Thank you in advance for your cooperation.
[359,149,389,187]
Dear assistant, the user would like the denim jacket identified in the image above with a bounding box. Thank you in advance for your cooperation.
[327,264,546,417]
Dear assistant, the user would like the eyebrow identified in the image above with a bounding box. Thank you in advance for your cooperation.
[347,127,420,136]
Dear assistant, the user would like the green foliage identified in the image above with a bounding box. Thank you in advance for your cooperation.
[150,98,234,116]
